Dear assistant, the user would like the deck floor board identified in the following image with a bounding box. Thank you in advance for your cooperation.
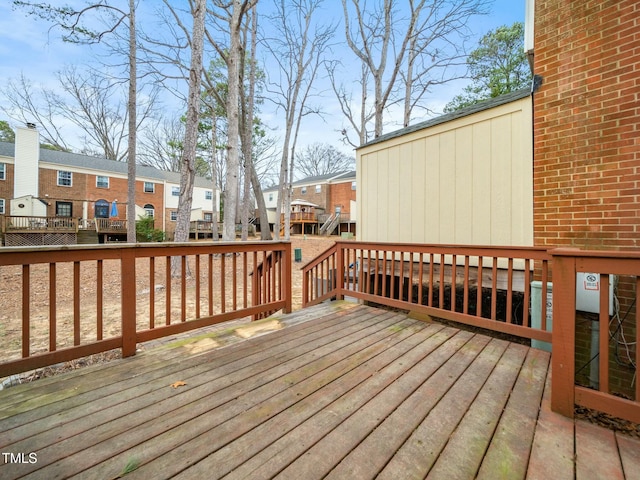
[0,302,637,480]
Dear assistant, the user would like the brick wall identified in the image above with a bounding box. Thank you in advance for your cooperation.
[292,184,330,212]
[533,0,640,249]
[0,162,13,212]
[40,168,86,218]
[533,0,639,398]
[328,181,356,216]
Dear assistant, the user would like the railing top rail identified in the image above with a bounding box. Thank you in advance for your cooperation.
[301,242,338,272]
[0,241,292,266]
[551,247,640,259]
[332,241,552,259]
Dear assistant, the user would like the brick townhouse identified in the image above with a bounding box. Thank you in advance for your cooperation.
[0,126,218,244]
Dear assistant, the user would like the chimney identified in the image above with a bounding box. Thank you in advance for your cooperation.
[14,125,40,198]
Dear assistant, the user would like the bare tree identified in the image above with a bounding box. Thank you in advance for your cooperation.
[12,0,143,241]
[337,0,488,146]
[240,4,258,240]
[401,0,488,125]
[263,0,334,240]
[173,0,206,245]
[2,74,70,151]
[295,143,355,179]
[138,117,185,172]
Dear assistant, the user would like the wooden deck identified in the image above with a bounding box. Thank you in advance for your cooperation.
[1,302,638,479]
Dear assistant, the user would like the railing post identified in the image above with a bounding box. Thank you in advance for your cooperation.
[550,250,577,418]
[121,247,137,357]
[335,242,344,300]
[283,242,292,313]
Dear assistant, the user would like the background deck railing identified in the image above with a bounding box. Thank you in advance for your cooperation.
[303,241,552,343]
[95,218,127,233]
[2,215,78,233]
[552,249,640,424]
[0,241,291,377]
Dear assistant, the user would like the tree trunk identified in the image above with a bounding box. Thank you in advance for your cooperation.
[251,163,272,240]
[210,113,219,241]
[223,0,245,242]
[173,0,206,249]
[126,0,137,242]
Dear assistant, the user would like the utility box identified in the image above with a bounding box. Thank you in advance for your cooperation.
[294,248,302,263]
[531,281,553,352]
[576,272,615,315]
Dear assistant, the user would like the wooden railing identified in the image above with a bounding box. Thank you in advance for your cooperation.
[552,249,640,424]
[283,212,317,222]
[2,215,77,232]
[303,241,552,342]
[95,218,127,233]
[0,241,291,377]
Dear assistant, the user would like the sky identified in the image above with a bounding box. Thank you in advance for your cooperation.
[0,0,525,158]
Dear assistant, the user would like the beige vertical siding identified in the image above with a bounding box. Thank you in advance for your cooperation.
[357,96,533,246]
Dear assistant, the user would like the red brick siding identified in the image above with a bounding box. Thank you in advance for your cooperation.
[328,181,356,216]
[136,181,164,230]
[533,0,640,250]
[534,0,639,398]
[292,184,330,212]
[0,163,13,212]
[39,168,86,218]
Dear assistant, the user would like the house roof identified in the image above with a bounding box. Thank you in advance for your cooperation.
[0,141,213,189]
[263,170,357,192]
[358,88,532,149]
[291,199,319,207]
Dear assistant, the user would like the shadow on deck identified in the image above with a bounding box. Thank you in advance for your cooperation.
[0,302,638,479]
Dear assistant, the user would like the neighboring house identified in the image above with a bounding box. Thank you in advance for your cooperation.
[0,126,218,245]
[260,171,357,235]
[357,89,533,245]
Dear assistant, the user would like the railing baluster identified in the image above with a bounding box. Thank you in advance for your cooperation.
[49,263,56,351]
[506,258,513,324]
[491,257,498,320]
[463,256,469,314]
[221,253,227,314]
[97,260,103,340]
[209,254,214,315]
[477,256,483,317]
[165,256,171,326]
[181,256,187,322]
[149,257,155,329]
[523,259,531,327]
[195,254,201,319]
[243,252,248,309]
[22,265,30,358]
[74,261,80,345]
[451,254,457,312]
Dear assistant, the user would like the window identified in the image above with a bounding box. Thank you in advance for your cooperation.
[56,201,72,217]
[57,171,72,187]
[95,199,109,218]
[351,181,356,190]
[301,186,307,195]
[0,163,5,180]
[171,186,180,196]
[144,182,154,193]
[96,175,109,188]
[204,212,213,222]
[144,204,155,218]
[0,198,4,215]
[205,190,213,200]
[315,184,321,193]
[170,210,178,221]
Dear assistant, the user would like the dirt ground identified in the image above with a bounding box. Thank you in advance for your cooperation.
[0,235,337,363]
